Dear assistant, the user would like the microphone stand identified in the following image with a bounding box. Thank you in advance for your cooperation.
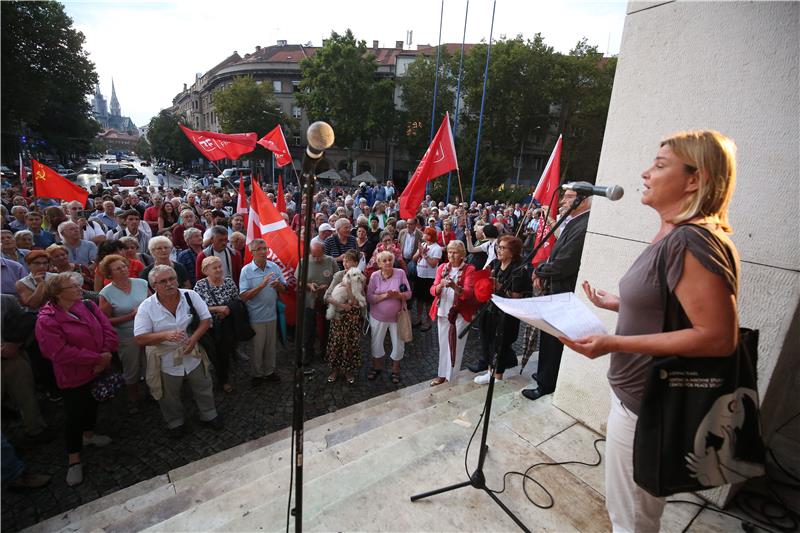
[289,154,324,532]
[410,193,589,532]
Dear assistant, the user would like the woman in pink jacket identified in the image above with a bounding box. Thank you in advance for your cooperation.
[35,272,119,487]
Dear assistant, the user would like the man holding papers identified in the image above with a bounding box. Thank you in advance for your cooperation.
[522,192,591,401]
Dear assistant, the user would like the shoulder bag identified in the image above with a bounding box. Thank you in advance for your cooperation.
[632,227,766,497]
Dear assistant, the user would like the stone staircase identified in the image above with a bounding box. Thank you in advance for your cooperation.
[25,369,742,532]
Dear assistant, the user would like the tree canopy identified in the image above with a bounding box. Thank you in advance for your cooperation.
[297,30,396,158]
[214,75,288,138]
[1,1,99,161]
[147,111,196,165]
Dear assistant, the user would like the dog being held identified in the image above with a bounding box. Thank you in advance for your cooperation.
[326,267,367,320]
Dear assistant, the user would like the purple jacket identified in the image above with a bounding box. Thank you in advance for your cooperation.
[35,300,119,389]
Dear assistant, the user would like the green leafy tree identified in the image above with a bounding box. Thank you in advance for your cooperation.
[297,29,395,169]
[458,35,557,191]
[397,48,456,162]
[147,111,195,165]
[214,75,287,136]
[135,136,152,160]
[552,39,617,180]
[1,1,99,161]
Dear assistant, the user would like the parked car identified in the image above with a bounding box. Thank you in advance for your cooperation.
[106,167,141,181]
[141,160,151,166]
[108,174,141,187]
[0,165,17,180]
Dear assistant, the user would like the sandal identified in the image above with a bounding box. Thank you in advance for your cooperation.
[391,372,401,384]
[367,368,381,380]
[346,374,355,384]
[327,373,338,383]
[430,377,446,387]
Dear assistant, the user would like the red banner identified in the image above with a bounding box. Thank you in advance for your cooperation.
[257,125,293,167]
[179,124,256,161]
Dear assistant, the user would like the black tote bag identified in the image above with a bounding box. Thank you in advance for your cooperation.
[632,226,766,497]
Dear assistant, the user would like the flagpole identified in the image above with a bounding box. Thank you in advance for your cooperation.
[271,153,276,190]
[456,168,465,205]
[469,0,496,204]
[426,0,445,197]
[447,0,469,205]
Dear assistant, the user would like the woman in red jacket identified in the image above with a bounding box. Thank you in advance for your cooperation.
[428,240,477,386]
[35,272,119,487]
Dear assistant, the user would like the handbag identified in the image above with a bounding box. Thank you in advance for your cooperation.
[396,299,413,343]
[91,369,125,402]
[632,226,766,497]
[184,292,217,360]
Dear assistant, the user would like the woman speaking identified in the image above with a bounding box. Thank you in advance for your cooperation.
[564,131,742,532]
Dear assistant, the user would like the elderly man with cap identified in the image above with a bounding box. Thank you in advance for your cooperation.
[201,210,230,246]
[195,225,242,285]
[295,240,338,370]
[311,223,334,248]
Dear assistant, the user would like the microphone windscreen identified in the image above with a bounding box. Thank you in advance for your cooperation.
[307,122,335,152]
[607,185,624,201]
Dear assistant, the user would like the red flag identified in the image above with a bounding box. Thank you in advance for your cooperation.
[257,125,293,167]
[19,154,28,198]
[276,175,286,213]
[179,124,257,161]
[31,160,89,205]
[531,135,562,266]
[247,179,299,269]
[237,177,249,227]
[399,112,458,219]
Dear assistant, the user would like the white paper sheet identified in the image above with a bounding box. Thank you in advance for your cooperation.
[491,292,607,340]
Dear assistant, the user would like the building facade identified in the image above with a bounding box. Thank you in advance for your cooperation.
[92,80,138,134]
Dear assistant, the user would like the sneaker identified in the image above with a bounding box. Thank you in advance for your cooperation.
[66,463,83,487]
[8,471,51,490]
[201,416,224,431]
[82,434,112,447]
[473,372,501,385]
[46,390,63,402]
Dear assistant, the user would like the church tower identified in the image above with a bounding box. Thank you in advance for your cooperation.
[92,83,108,116]
[110,78,121,117]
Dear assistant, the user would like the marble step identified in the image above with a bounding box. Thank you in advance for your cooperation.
[136,380,526,532]
[224,391,592,531]
[213,385,530,531]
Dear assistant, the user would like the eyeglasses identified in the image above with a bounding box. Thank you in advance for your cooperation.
[30,260,50,266]
[153,276,178,286]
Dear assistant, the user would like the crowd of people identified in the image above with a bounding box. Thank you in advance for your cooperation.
[1,129,740,533]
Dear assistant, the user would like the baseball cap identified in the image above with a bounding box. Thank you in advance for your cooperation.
[318,223,334,232]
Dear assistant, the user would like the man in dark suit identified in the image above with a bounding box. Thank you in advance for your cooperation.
[522,191,591,401]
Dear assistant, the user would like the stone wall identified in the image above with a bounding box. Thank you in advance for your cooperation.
[552,0,799,502]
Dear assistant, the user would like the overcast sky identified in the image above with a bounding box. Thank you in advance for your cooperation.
[64,0,627,128]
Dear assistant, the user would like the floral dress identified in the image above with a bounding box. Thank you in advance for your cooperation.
[324,270,364,373]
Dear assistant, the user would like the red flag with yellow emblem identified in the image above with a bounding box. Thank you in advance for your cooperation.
[31,160,89,205]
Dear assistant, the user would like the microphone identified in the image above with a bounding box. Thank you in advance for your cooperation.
[561,181,624,201]
[301,121,335,179]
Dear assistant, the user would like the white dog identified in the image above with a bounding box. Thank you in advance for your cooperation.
[326,267,367,320]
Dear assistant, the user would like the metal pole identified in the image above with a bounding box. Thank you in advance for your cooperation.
[515,140,524,186]
[426,0,445,197]
[469,0,496,204]
[447,0,469,205]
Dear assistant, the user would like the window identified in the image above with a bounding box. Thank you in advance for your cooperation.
[361,138,373,151]
[292,80,300,92]
[293,135,301,146]
[273,80,282,93]
[291,106,302,119]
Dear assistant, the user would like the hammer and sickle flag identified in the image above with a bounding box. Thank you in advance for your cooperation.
[399,112,458,219]
[31,160,89,205]
[179,124,257,161]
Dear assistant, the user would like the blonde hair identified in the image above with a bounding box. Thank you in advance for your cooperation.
[661,130,737,233]
[200,255,222,274]
[44,272,83,302]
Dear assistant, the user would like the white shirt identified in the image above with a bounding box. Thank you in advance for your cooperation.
[402,231,416,259]
[437,265,462,317]
[416,242,442,279]
[133,289,211,377]
[478,239,498,270]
